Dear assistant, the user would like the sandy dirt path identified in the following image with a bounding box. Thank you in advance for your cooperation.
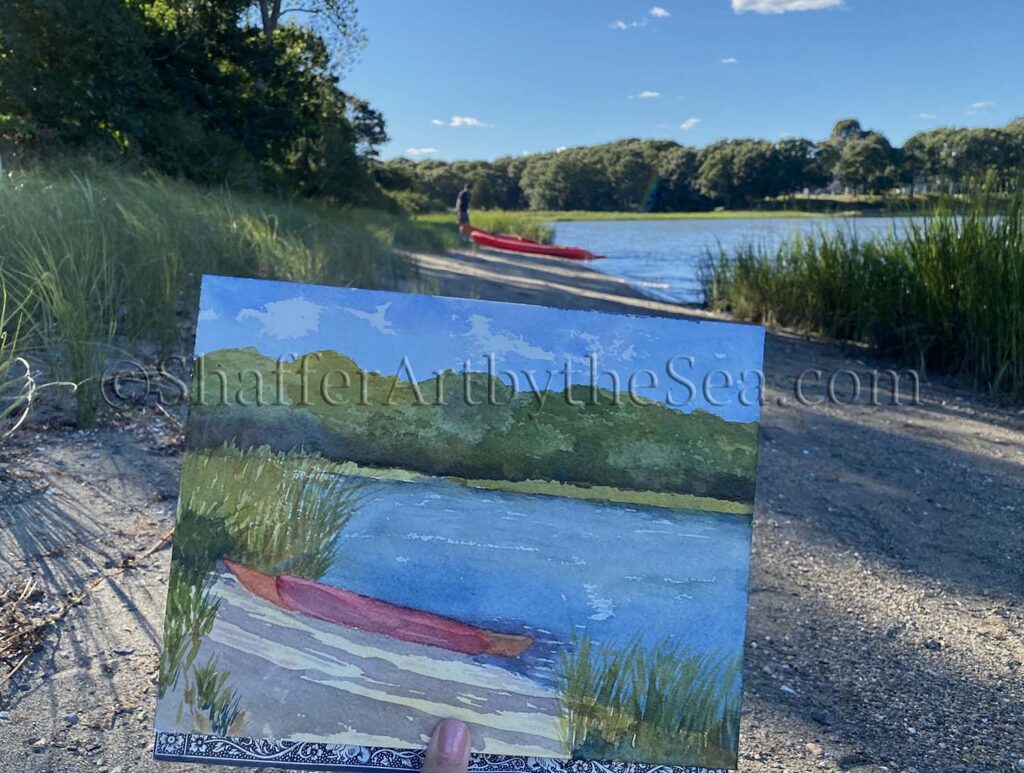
[1,245,1021,772]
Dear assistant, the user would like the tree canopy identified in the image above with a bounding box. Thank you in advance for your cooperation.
[0,0,382,201]
[377,119,1024,213]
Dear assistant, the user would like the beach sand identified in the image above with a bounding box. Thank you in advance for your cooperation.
[408,245,718,320]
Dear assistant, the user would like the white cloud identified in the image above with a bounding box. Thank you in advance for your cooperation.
[919,112,937,120]
[612,7,669,29]
[465,315,555,362]
[197,308,219,323]
[680,117,701,130]
[635,90,661,98]
[449,115,493,128]
[555,145,568,152]
[720,57,738,64]
[732,0,843,13]
[966,100,994,115]
[405,147,438,156]
[430,119,445,126]
[611,18,648,29]
[237,297,324,340]
[345,302,397,336]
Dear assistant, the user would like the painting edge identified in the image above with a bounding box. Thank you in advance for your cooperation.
[153,733,729,773]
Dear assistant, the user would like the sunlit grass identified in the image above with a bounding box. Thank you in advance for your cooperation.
[416,210,555,243]
[0,169,434,426]
[557,631,742,768]
[702,196,1024,401]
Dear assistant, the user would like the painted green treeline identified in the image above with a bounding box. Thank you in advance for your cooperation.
[188,347,760,505]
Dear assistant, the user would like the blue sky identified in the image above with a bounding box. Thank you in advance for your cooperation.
[196,276,765,422]
[342,0,1023,161]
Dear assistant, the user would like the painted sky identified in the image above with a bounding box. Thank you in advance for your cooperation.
[195,276,765,423]
[341,0,1022,160]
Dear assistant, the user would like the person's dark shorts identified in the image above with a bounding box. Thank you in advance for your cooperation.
[458,210,469,225]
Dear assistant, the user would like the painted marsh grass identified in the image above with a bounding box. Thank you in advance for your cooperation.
[557,632,742,768]
[0,169,438,425]
[701,197,1024,400]
[180,444,368,579]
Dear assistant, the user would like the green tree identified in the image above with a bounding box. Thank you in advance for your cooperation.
[835,132,895,194]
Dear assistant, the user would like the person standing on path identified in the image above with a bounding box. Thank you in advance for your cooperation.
[455,183,472,231]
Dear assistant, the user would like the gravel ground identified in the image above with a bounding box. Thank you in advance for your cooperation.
[1,249,1021,772]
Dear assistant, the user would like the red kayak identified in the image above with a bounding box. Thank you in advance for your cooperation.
[465,226,603,261]
[224,560,533,658]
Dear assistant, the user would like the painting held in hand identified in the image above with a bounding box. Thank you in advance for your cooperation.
[154,275,765,772]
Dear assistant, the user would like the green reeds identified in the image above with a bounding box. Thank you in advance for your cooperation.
[0,169,430,426]
[701,196,1024,400]
[557,631,742,768]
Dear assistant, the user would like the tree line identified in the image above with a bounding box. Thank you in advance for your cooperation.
[378,118,1024,213]
[0,0,385,203]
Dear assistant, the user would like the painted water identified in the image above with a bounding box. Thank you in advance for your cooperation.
[554,216,918,304]
[321,476,752,687]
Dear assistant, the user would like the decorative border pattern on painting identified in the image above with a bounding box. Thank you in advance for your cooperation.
[153,733,726,773]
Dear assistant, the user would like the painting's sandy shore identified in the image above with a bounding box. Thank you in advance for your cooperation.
[155,570,568,758]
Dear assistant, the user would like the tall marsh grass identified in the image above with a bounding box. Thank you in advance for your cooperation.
[557,632,741,768]
[702,197,1024,400]
[0,170,438,426]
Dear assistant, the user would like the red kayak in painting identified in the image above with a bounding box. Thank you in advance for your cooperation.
[223,560,533,658]
[464,226,603,261]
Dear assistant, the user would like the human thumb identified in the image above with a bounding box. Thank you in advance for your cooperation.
[422,719,471,773]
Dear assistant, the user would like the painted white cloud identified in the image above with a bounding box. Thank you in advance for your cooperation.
[430,119,445,126]
[237,297,324,340]
[732,0,842,13]
[405,147,438,156]
[465,315,555,362]
[197,308,219,322]
[680,117,701,130]
[345,302,397,336]
[566,330,639,368]
[650,6,671,17]
[449,116,493,128]
[720,57,738,64]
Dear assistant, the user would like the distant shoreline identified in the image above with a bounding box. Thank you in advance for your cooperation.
[335,460,754,516]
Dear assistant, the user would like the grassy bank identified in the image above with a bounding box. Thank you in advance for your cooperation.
[416,211,555,242]
[531,209,857,221]
[702,197,1024,401]
[332,459,752,515]
[0,170,450,426]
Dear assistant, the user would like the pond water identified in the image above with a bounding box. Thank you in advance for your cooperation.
[554,216,915,304]
[321,476,752,685]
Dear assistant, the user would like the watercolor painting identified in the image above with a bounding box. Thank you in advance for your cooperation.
[153,275,764,772]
